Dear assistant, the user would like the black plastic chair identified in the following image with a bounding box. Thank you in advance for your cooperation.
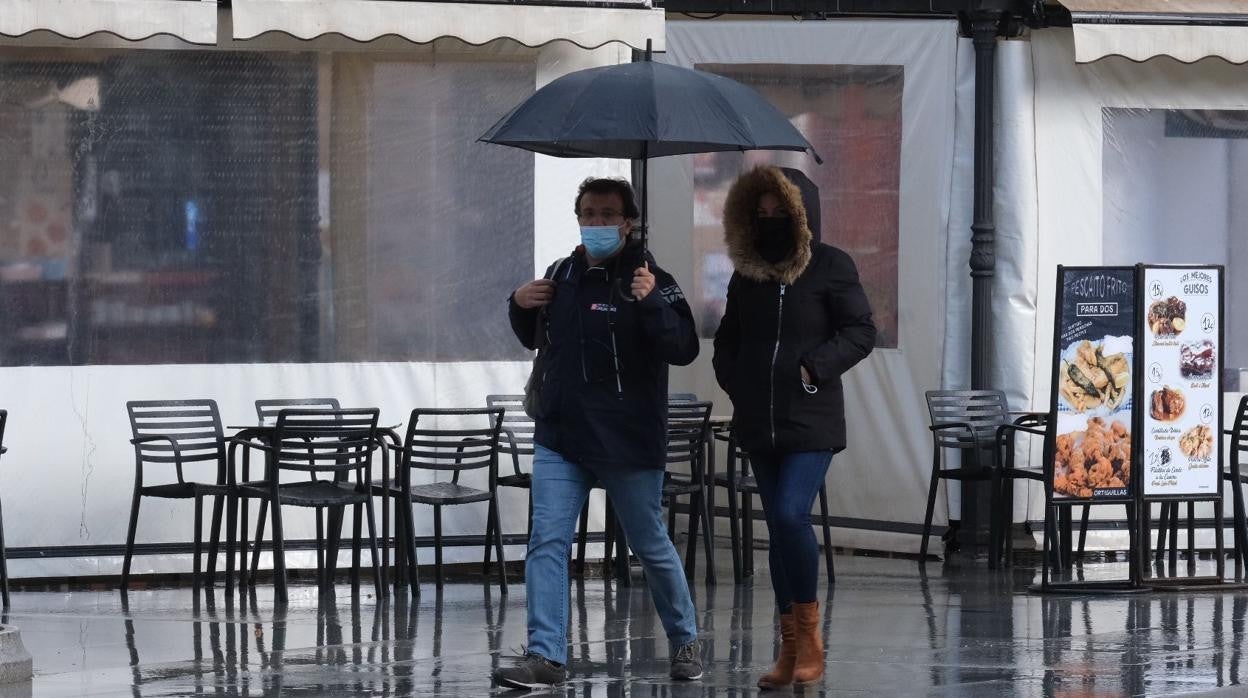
[230,408,383,602]
[387,407,507,596]
[0,410,10,608]
[242,399,342,588]
[123,400,231,593]
[662,401,717,584]
[993,411,1090,568]
[1156,394,1248,569]
[572,394,704,582]
[709,424,835,585]
[921,390,1014,565]
[485,395,536,538]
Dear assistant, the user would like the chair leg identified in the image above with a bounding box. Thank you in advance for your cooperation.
[574,501,590,575]
[1077,505,1090,557]
[727,475,742,584]
[684,493,699,581]
[742,489,754,578]
[0,493,10,609]
[920,449,941,562]
[351,503,363,593]
[483,501,495,577]
[205,493,224,587]
[250,500,269,583]
[668,497,678,546]
[1169,502,1180,570]
[818,484,834,584]
[489,496,509,595]
[364,495,383,600]
[271,499,289,604]
[315,507,325,590]
[988,469,1002,570]
[433,505,443,589]
[700,484,717,586]
[1187,501,1197,575]
[120,488,142,591]
[225,492,237,596]
[405,500,420,598]
[192,495,204,596]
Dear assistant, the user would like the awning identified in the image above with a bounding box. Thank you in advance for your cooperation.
[1061,0,1248,64]
[231,0,665,51]
[0,0,218,45]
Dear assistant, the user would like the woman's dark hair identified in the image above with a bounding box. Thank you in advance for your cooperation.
[574,177,640,221]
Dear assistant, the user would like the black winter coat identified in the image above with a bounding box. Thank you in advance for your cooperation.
[712,166,876,455]
[509,243,699,470]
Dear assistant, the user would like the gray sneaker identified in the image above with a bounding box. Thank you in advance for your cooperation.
[492,652,567,690]
[670,640,704,681]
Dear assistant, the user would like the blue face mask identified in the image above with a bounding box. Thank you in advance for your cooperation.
[580,225,624,260]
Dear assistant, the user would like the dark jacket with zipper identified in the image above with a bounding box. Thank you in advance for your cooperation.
[509,242,699,471]
[712,166,876,455]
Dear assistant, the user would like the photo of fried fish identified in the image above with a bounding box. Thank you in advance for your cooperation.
[1058,339,1131,413]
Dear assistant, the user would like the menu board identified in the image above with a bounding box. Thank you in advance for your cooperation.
[1050,268,1135,501]
[1141,266,1222,498]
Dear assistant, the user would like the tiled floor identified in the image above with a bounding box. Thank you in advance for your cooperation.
[5,552,1248,696]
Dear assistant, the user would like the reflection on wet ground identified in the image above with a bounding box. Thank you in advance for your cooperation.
[7,553,1248,696]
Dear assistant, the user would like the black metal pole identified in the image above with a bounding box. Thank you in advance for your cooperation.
[970,12,1002,392]
[960,12,1003,554]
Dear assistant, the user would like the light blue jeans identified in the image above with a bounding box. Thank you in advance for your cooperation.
[526,444,699,665]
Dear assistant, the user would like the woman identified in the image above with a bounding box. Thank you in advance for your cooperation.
[712,165,876,689]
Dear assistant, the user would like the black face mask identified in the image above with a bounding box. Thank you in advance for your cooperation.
[754,217,795,264]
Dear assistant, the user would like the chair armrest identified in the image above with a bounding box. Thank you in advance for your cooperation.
[132,434,187,482]
[929,422,977,438]
[997,423,1048,440]
[227,436,273,453]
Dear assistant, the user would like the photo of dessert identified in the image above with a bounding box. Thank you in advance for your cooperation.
[1149,386,1186,422]
[1148,296,1187,336]
[1178,424,1214,460]
[1180,339,1215,379]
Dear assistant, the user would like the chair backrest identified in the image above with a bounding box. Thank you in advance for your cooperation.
[127,400,225,467]
[485,394,534,454]
[925,390,1010,449]
[666,401,712,468]
[1228,395,1248,463]
[401,407,504,472]
[271,408,379,476]
[256,398,341,426]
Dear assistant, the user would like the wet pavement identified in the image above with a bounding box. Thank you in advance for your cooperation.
[6,552,1248,696]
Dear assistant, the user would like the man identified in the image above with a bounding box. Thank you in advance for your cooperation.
[492,178,702,690]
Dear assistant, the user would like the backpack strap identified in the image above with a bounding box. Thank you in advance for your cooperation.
[532,256,571,350]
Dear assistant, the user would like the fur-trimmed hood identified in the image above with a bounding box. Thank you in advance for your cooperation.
[722,165,813,285]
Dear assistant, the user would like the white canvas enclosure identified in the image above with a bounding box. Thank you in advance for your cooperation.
[0,24,642,577]
[658,18,961,554]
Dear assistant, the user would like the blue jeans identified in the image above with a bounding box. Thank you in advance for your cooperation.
[749,450,834,612]
[526,444,699,665]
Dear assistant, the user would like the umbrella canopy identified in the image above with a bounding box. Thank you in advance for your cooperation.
[479,59,822,164]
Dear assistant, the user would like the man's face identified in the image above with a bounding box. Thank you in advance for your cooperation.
[577,190,633,240]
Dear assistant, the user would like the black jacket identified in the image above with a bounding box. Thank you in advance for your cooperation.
[509,242,699,470]
[712,166,876,455]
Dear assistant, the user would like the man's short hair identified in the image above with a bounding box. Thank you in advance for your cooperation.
[574,177,640,221]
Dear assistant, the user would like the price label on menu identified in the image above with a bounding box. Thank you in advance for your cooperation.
[1141,266,1221,497]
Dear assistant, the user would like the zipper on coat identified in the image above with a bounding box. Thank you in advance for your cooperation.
[769,284,786,447]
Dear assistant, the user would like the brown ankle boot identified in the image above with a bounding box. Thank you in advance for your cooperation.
[791,601,825,685]
[756,613,796,690]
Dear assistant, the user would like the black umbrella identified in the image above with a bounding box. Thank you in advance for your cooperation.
[479,42,821,243]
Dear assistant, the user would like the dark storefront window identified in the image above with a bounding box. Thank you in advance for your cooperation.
[689,63,903,348]
[0,49,534,365]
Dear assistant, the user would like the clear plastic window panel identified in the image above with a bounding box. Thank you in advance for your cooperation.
[0,49,534,365]
[1102,108,1248,372]
[690,63,902,347]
